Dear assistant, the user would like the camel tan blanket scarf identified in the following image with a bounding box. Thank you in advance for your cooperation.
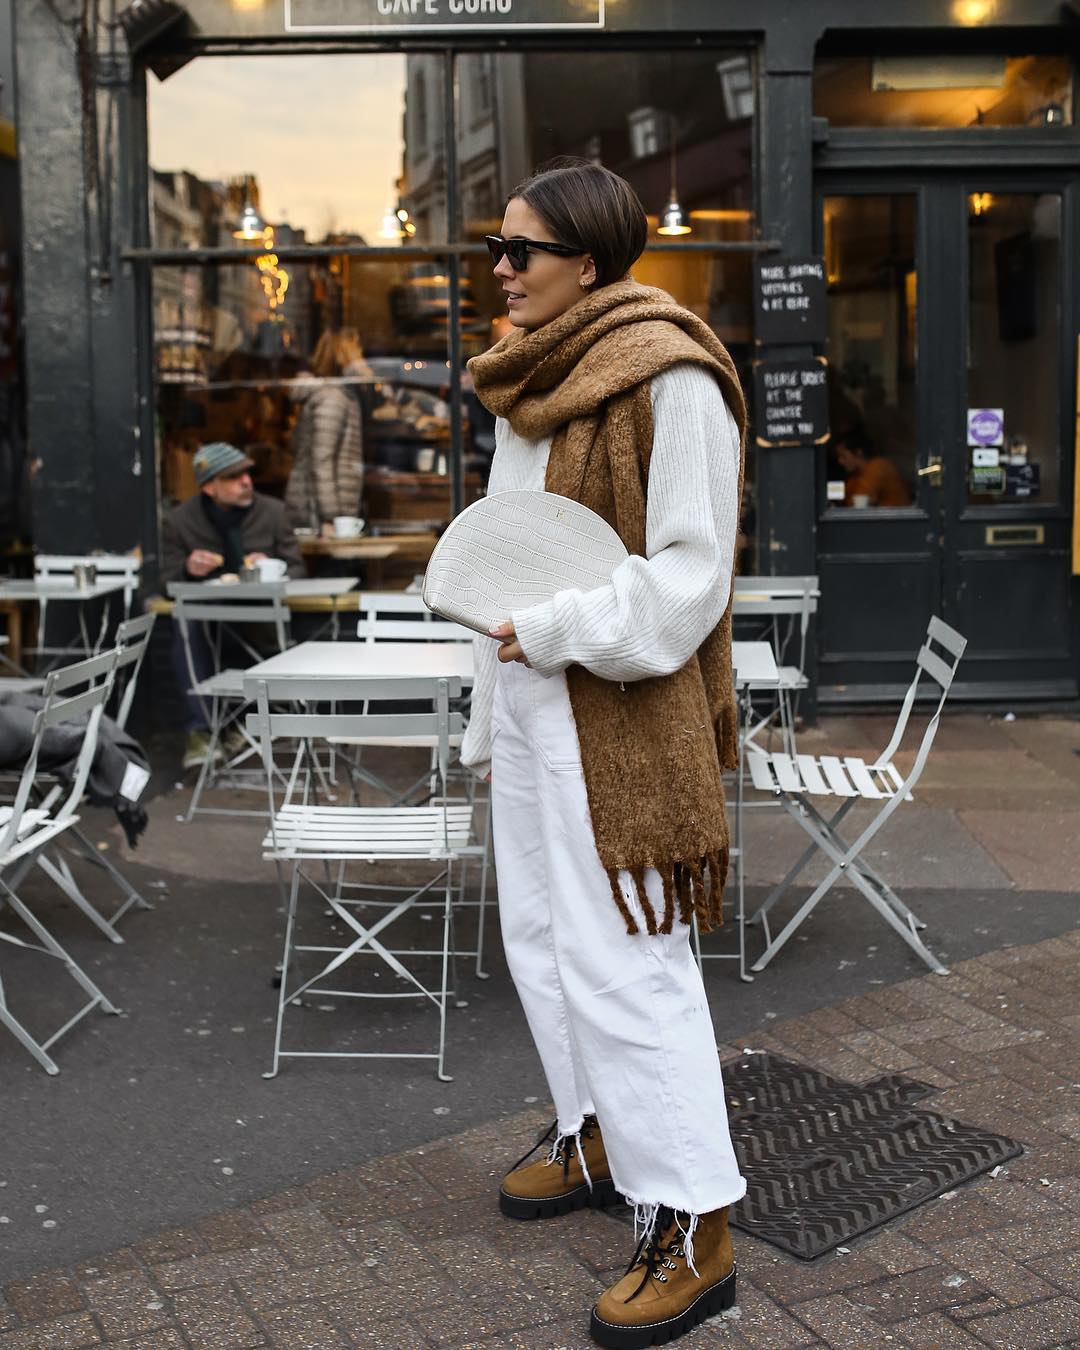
[468,281,746,935]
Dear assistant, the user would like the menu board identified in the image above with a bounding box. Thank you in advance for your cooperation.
[753,358,830,448]
[754,256,827,345]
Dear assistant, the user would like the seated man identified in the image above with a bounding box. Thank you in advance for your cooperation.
[162,442,304,769]
[834,428,911,508]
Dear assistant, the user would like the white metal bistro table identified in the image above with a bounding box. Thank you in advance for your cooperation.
[244,640,474,684]
[0,577,128,668]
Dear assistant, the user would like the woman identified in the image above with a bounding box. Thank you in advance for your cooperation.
[285,328,369,532]
[460,160,747,1348]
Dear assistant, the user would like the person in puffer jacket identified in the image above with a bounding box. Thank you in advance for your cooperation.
[285,328,370,532]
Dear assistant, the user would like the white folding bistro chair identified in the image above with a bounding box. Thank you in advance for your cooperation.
[350,600,493,977]
[34,614,158,941]
[169,581,290,819]
[746,615,967,977]
[247,672,477,1082]
[0,649,122,1074]
[732,575,819,757]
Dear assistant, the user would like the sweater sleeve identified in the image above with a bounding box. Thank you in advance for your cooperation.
[459,631,497,779]
[512,363,740,682]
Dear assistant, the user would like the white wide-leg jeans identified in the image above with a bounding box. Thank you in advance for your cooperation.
[491,659,746,1219]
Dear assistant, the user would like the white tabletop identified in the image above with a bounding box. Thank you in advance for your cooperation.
[732,640,779,688]
[283,577,358,599]
[197,577,359,599]
[250,639,766,689]
[0,578,127,602]
[245,640,475,683]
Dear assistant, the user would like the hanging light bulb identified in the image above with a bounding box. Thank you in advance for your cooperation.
[233,201,266,241]
[379,206,406,240]
[658,198,691,236]
[656,111,692,237]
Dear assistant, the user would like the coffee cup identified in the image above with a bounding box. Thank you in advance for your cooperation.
[415,448,436,472]
[257,557,288,581]
[333,516,365,538]
[851,494,871,509]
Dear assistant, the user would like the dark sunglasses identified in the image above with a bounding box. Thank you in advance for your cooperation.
[484,234,585,272]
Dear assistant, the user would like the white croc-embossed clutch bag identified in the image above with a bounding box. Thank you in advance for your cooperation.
[422,490,629,635]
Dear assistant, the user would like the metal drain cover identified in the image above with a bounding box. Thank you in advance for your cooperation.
[720,1052,1024,1259]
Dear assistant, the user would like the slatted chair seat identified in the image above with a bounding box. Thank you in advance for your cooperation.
[262,803,474,860]
[192,668,248,699]
[0,806,59,853]
[748,751,906,801]
[747,616,967,978]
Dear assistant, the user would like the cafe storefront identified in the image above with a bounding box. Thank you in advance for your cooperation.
[13,0,1080,706]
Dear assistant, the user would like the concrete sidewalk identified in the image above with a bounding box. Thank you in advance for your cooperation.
[2,710,1080,1346]
[5,930,1080,1348]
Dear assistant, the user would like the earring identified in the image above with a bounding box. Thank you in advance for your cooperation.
[579,278,591,289]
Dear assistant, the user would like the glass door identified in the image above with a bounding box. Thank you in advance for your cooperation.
[940,181,1076,696]
[815,182,944,697]
[816,174,1077,701]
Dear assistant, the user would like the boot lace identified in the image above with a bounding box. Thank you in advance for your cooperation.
[509,1116,597,1184]
[622,1207,689,1302]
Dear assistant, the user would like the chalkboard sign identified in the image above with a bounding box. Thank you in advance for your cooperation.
[754,256,827,345]
[753,357,830,448]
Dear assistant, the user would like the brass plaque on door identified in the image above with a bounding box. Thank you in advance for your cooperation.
[985,524,1045,546]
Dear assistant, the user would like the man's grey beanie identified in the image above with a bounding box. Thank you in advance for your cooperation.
[193,442,254,486]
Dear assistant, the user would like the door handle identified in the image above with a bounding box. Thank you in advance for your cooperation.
[918,455,943,481]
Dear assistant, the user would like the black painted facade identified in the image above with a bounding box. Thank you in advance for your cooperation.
[12,0,1080,704]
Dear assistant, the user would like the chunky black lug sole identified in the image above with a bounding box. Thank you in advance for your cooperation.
[588,1265,737,1348]
[499,1175,622,1220]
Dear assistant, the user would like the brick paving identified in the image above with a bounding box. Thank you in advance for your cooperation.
[5,928,1080,1347]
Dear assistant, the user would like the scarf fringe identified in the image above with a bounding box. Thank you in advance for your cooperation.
[606,848,728,937]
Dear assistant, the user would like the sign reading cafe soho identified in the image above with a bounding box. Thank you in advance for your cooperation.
[285,0,605,31]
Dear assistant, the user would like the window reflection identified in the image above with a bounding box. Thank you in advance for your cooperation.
[815,54,1072,129]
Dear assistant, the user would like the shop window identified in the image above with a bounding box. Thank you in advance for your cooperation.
[148,54,446,245]
[453,47,757,565]
[148,47,756,573]
[152,255,479,576]
[823,195,918,511]
[814,54,1072,128]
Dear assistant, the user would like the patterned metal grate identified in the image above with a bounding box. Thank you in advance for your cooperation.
[717,1052,1024,1259]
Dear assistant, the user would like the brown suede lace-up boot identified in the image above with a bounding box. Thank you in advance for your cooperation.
[499,1116,621,1219]
[589,1206,736,1348]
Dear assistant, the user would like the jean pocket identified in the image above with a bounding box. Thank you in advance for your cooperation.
[528,676,582,774]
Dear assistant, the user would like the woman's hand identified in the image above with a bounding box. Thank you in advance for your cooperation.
[489,621,530,666]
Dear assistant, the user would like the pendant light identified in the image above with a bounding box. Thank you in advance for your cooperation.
[233,201,267,241]
[379,206,407,240]
[657,111,691,237]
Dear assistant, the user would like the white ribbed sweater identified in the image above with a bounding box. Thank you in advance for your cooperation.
[459,362,741,777]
